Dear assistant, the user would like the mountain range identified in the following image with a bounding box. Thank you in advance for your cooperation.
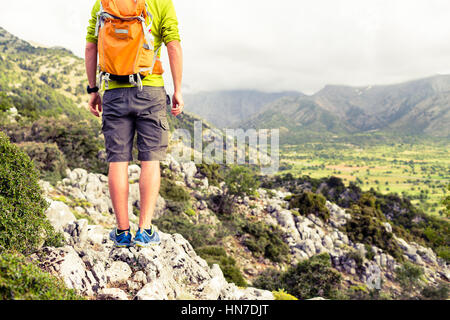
[185,76,450,140]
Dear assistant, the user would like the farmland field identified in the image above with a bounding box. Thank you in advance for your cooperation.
[278,140,450,216]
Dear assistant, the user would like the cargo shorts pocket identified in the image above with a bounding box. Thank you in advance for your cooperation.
[103,131,126,154]
[159,115,169,147]
[160,116,169,130]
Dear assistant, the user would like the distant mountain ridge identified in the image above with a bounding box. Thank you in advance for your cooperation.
[313,75,450,135]
[184,90,304,128]
[185,76,450,140]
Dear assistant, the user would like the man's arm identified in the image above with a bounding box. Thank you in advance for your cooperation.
[85,42,102,117]
[167,40,184,116]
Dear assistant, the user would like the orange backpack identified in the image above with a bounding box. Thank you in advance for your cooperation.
[94,0,163,89]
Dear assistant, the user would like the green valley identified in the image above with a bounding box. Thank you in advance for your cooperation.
[279,139,450,216]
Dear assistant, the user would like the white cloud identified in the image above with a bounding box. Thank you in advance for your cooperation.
[1,0,449,94]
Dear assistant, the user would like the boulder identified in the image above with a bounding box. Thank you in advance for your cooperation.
[106,261,133,284]
[181,161,197,179]
[98,288,129,300]
[134,281,169,300]
[45,200,76,232]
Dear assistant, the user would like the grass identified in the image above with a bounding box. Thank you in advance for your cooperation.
[279,140,449,216]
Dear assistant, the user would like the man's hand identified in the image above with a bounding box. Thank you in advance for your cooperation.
[171,91,184,117]
[88,92,102,117]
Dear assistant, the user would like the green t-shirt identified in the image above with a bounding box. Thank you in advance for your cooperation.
[86,0,181,90]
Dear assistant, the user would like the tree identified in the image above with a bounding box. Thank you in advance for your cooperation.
[442,184,450,218]
[224,165,260,197]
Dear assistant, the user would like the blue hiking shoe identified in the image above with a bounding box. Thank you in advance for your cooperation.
[133,226,161,247]
[109,228,132,248]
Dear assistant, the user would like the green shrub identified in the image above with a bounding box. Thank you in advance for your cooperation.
[251,268,283,292]
[344,204,404,261]
[185,208,196,217]
[224,165,260,197]
[196,246,247,287]
[420,282,449,300]
[434,246,450,262]
[17,141,67,184]
[238,221,290,263]
[207,193,235,216]
[395,262,423,289]
[0,92,13,112]
[153,212,219,249]
[345,250,364,269]
[196,163,223,187]
[289,191,330,222]
[365,244,375,260]
[0,131,63,254]
[443,184,450,218]
[253,253,342,300]
[160,178,190,202]
[0,253,83,300]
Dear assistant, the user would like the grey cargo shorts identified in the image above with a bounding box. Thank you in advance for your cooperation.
[101,86,170,162]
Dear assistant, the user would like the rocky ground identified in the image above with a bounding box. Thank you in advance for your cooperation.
[37,154,449,299]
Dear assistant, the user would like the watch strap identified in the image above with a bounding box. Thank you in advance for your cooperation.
[87,85,99,94]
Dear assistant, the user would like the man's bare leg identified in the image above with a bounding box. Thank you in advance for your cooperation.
[138,161,161,230]
[108,162,130,230]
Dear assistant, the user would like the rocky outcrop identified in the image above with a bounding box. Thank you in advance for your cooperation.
[254,187,449,290]
[31,224,274,300]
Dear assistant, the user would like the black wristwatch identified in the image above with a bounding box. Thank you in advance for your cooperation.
[87,85,99,94]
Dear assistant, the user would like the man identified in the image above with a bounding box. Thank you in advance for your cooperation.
[85,0,184,247]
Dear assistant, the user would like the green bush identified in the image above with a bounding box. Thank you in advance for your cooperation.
[434,246,450,262]
[0,92,13,112]
[196,246,247,287]
[289,191,330,222]
[0,131,63,254]
[365,244,375,260]
[160,178,190,202]
[224,165,260,197]
[239,220,290,263]
[253,253,342,300]
[185,208,196,217]
[153,211,219,249]
[0,253,83,300]
[395,262,424,292]
[251,268,283,292]
[344,203,404,262]
[420,282,449,300]
[17,141,67,184]
[207,193,235,216]
[196,163,223,187]
[345,250,364,269]
[443,184,450,218]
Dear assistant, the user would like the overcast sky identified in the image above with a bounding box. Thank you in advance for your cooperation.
[0,0,449,94]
